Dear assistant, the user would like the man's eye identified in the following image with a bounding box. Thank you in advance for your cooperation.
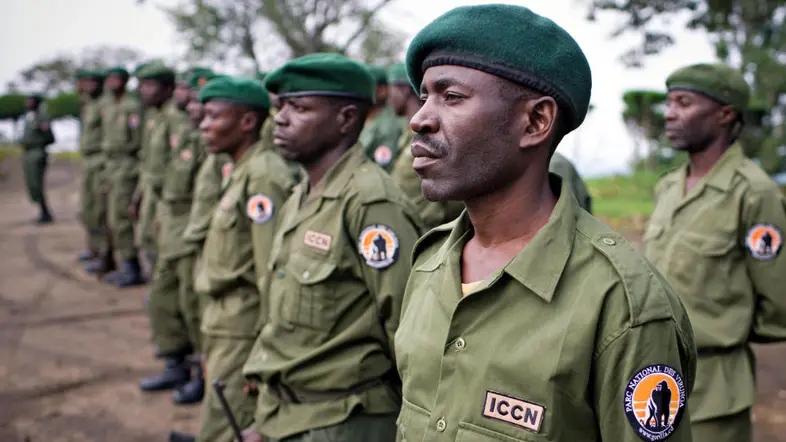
[444,92,462,101]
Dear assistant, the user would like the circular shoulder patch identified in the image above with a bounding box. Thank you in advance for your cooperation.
[358,224,400,269]
[128,114,139,129]
[246,194,274,224]
[169,134,179,150]
[180,149,193,161]
[373,145,393,166]
[745,224,782,261]
[624,364,687,441]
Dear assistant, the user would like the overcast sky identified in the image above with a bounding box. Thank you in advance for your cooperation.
[0,0,717,177]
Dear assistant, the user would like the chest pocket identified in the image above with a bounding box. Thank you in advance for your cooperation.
[669,230,737,304]
[210,196,241,262]
[396,399,430,442]
[280,250,339,331]
[456,422,545,442]
[166,146,199,199]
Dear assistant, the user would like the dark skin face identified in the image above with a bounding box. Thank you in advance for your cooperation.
[273,96,359,166]
[664,90,737,153]
[140,79,173,107]
[388,84,413,116]
[174,84,191,111]
[199,100,260,155]
[410,65,559,202]
[105,74,126,93]
[84,78,101,98]
[186,90,204,125]
[25,97,39,111]
[375,84,389,105]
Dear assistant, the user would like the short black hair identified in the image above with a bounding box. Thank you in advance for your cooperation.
[328,96,371,135]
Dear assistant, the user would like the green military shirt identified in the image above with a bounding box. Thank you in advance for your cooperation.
[182,152,233,248]
[196,141,297,338]
[360,106,404,170]
[644,144,786,422]
[101,94,142,160]
[395,176,697,442]
[243,145,423,439]
[138,102,189,194]
[549,152,592,213]
[391,129,464,229]
[79,96,104,157]
[20,107,54,149]
[157,123,207,261]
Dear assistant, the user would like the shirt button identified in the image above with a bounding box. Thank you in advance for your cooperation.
[277,270,286,279]
[436,418,446,432]
[302,270,310,279]
[455,338,466,350]
[602,237,616,246]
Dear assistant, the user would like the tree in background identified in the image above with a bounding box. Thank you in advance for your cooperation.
[584,0,786,173]
[620,90,671,171]
[141,0,404,71]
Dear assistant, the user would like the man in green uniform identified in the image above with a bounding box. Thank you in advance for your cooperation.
[19,93,55,224]
[644,63,786,442]
[394,5,697,442]
[139,69,215,406]
[101,66,145,287]
[75,69,108,263]
[195,76,297,442]
[550,151,593,213]
[359,65,404,170]
[131,62,189,280]
[388,62,464,229]
[239,53,422,442]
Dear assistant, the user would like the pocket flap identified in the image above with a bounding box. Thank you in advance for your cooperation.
[289,254,337,285]
[682,231,736,256]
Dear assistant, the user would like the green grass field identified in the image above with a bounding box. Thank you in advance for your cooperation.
[586,170,662,233]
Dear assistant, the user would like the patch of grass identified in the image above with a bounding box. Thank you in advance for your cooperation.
[587,170,662,233]
[0,143,22,162]
[54,150,81,161]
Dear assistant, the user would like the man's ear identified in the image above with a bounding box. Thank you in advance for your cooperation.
[519,97,558,150]
[717,105,738,127]
[337,104,359,135]
[239,110,260,132]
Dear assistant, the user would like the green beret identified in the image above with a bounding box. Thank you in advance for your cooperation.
[406,4,592,132]
[387,63,409,85]
[199,76,271,109]
[135,62,176,82]
[666,63,750,112]
[264,53,375,103]
[366,65,388,85]
[255,71,268,83]
[107,66,129,79]
[75,69,106,80]
[188,70,218,90]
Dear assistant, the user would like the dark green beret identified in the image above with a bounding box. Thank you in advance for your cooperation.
[188,70,218,90]
[255,70,268,83]
[135,62,176,82]
[387,63,409,85]
[264,53,375,103]
[366,65,388,85]
[199,76,271,110]
[666,63,750,112]
[75,69,106,80]
[406,4,592,132]
[107,66,129,79]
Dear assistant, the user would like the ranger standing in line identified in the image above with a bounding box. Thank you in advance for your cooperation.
[139,69,216,407]
[130,63,189,275]
[101,66,145,287]
[388,62,464,229]
[644,63,786,442]
[360,65,404,170]
[393,5,696,442]
[75,69,110,265]
[194,76,297,442]
[240,53,422,442]
[19,93,55,224]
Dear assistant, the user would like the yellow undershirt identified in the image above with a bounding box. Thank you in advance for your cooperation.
[461,281,484,296]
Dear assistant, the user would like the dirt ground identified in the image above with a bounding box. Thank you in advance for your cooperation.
[0,157,785,441]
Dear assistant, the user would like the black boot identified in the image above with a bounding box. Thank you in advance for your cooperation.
[139,355,190,392]
[168,430,196,442]
[78,250,98,262]
[36,204,53,224]
[172,362,204,405]
[84,250,117,276]
[104,257,145,287]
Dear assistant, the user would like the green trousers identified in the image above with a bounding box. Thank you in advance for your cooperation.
[22,148,47,205]
[198,335,257,442]
[105,159,138,260]
[148,253,201,355]
[81,157,106,251]
[271,413,397,442]
[138,182,159,254]
[691,409,751,442]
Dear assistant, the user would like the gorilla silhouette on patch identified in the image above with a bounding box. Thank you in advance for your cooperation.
[371,233,388,261]
[644,381,671,429]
